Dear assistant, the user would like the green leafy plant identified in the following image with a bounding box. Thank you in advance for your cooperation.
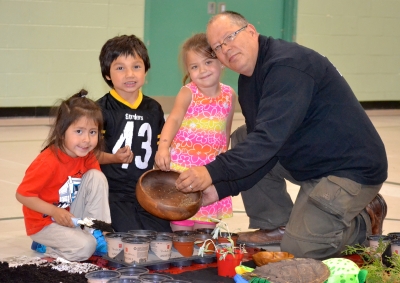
[343,239,400,282]
[196,218,246,260]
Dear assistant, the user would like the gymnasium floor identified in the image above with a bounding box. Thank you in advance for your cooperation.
[1,111,399,260]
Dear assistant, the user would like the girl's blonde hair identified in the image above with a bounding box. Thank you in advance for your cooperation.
[43,89,103,157]
[179,33,215,85]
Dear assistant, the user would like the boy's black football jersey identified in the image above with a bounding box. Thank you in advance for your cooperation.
[97,90,165,199]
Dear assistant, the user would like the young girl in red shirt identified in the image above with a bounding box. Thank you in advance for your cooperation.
[16,89,111,261]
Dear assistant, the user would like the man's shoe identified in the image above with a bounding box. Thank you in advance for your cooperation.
[365,193,387,235]
[237,227,285,246]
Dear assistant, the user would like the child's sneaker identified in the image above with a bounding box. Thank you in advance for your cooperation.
[92,229,107,256]
[31,241,46,253]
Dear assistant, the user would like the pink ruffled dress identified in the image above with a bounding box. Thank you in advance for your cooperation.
[170,82,233,223]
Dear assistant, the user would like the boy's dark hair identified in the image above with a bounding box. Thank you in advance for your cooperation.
[180,33,215,85]
[44,89,104,156]
[99,34,151,88]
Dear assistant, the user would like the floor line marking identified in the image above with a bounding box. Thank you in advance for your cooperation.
[385,181,400,186]
[0,217,24,221]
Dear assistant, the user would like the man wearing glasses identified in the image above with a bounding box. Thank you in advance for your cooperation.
[175,11,388,259]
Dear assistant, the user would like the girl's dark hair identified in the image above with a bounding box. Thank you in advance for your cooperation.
[180,33,215,85]
[43,89,103,156]
[99,34,150,88]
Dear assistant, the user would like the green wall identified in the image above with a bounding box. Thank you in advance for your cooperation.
[143,0,294,97]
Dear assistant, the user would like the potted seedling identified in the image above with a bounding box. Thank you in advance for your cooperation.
[342,238,400,282]
[196,218,246,277]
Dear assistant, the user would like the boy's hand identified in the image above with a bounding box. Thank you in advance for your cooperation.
[155,148,171,171]
[51,208,75,228]
[114,145,133,164]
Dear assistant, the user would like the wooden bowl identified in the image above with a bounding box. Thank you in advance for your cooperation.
[136,169,202,221]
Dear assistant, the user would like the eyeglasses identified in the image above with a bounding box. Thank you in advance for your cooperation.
[212,25,248,54]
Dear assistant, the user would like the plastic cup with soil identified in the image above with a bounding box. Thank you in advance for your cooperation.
[391,239,400,255]
[192,221,216,230]
[217,232,239,247]
[150,236,173,260]
[388,232,400,240]
[139,273,173,283]
[163,280,193,283]
[173,235,195,257]
[85,270,121,283]
[195,228,215,234]
[105,232,129,258]
[194,233,215,253]
[116,266,149,279]
[107,278,142,283]
[193,233,216,264]
[128,230,157,239]
[367,235,390,252]
[367,234,392,267]
[173,230,197,236]
[156,231,175,239]
[122,236,150,264]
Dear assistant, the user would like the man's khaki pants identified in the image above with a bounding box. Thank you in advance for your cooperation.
[231,125,382,259]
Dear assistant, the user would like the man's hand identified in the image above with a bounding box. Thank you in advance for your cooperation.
[175,166,212,192]
[202,185,219,206]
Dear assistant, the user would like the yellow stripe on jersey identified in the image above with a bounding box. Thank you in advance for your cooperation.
[109,89,143,109]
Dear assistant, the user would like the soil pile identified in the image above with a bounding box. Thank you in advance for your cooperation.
[0,256,104,283]
[0,261,88,282]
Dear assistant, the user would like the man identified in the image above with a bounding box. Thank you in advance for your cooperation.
[175,11,388,259]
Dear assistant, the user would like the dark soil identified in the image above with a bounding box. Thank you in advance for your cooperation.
[0,261,87,283]
[91,219,114,233]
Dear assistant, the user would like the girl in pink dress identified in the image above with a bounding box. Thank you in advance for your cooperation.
[155,33,236,231]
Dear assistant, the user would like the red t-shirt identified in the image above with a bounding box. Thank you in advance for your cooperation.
[16,146,100,235]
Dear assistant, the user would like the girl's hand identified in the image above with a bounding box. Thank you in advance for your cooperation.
[15,194,75,228]
[51,208,75,228]
[155,148,171,171]
[114,145,133,164]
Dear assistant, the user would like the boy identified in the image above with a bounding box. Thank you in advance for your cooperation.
[97,34,172,232]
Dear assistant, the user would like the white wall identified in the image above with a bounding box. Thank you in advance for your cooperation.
[0,0,145,107]
[0,0,399,108]
[296,0,400,101]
